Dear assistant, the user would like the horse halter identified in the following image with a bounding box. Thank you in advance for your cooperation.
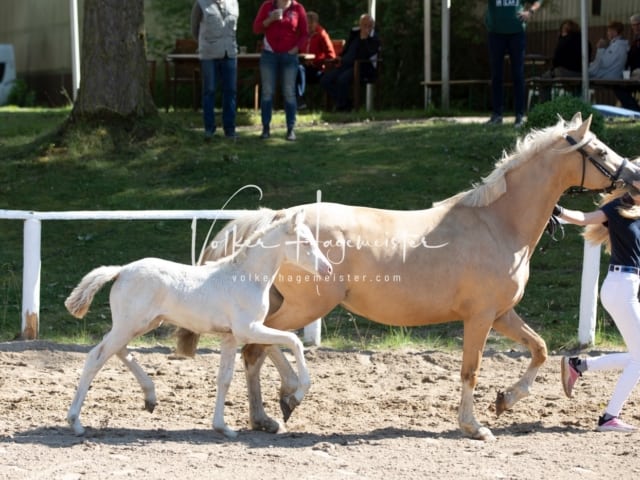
[564,134,628,192]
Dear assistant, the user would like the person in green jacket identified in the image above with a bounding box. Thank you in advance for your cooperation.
[485,0,542,128]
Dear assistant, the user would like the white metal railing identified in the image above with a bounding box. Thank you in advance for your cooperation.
[1,207,600,347]
[0,209,322,344]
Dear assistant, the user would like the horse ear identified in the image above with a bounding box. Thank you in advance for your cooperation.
[570,111,583,125]
[289,209,305,232]
[292,209,305,225]
[576,114,592,137]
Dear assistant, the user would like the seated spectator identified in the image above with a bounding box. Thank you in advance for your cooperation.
[320,13,380,111]
[588,21,628,80]
[628,14,640,77]
[297,11,336,109]
[615,14,640,111]
[546,20,589,78]
[538,19,591,103]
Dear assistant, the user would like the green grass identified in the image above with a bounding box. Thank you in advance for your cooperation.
[1,106,637,351]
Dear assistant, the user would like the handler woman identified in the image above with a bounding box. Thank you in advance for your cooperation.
[556,183,640,432]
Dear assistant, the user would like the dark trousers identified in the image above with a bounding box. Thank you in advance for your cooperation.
[614,87,640,111]
[488,31,526,118]
[320,65,355,110]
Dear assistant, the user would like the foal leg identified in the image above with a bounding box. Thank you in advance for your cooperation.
[458,314,495,441]
[67,329,132,435]
[116,348,157,413]
[242,344,283,433]
[491,308,548,415]
[212,334,239,438]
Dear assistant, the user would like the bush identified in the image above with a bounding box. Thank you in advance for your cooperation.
[7,79,36,107]
[526,95,606,138]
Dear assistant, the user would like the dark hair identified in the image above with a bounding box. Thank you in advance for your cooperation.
[560,19,580,34]
[608,21,624,34]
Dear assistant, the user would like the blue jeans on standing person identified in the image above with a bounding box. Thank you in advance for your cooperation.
[488,31,526,121]
[259,50,299,133]
[200,56,237,137]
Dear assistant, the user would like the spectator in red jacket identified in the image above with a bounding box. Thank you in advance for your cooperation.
[253,0,308,141]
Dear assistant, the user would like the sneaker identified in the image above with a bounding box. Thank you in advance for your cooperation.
[514,117,525,128]
[596,415,638,432]
[286,129,296,141]
[260,128,270,140]
[204,131,214,142]
[560,356,581,398]
[486,115,503,125]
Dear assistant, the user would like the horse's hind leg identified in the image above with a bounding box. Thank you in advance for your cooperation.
[265,345,301,422]
[67,329,132,435]
[242,344,283,433]
[116,348,157,413]
[212,334,239,438]
[492,308,548,415]
[238,325,310,420]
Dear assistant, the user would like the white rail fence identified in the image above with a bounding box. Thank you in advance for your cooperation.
[1,208,600,347]
[0,209,322,344]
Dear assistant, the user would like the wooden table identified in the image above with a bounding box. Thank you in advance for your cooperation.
[164,53,314,111]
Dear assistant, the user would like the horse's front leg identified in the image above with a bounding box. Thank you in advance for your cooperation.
[212,334,240,438]
[491,308,548,415]
[459,314,495,441]
[242,344,283,433]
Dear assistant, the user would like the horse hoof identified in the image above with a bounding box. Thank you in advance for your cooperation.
[495,390,507,416]
[214,426,239,439]
[252,417,282,434]
[474,427,496,442]
[70,422,85,436]
[144,400,156,413]
[279,398,294,422]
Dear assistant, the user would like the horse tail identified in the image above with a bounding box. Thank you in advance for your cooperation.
[64,266,122,319]
[174,208,279,357]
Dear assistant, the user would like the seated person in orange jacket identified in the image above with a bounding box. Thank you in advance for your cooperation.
[320,14,380,111]
[297,11,336,108]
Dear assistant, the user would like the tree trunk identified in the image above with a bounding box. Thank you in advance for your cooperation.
[72,0,156,118]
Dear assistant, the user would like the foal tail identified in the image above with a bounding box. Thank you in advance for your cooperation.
[64,266,122,319]
[175,208,279,357]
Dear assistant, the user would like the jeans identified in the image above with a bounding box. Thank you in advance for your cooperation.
[592,271,640,416]
[200,57,237,136]
[259,50,299,130]
[488,31,526,119]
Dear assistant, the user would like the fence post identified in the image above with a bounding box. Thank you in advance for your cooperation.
[21,218,41,339]
[578,240,600,347]
[303,319,322,346]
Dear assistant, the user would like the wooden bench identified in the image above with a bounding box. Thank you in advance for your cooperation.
[527,76,640,108]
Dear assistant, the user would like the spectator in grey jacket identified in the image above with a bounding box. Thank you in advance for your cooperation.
[191,0,239,140]
[589,21,628,80]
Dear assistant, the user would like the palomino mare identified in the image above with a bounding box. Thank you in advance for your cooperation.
[64,210,332,437]
[176,114,640,441]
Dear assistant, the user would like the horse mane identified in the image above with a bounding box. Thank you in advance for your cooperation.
[434,117,583,208]
[202,207,283,265]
